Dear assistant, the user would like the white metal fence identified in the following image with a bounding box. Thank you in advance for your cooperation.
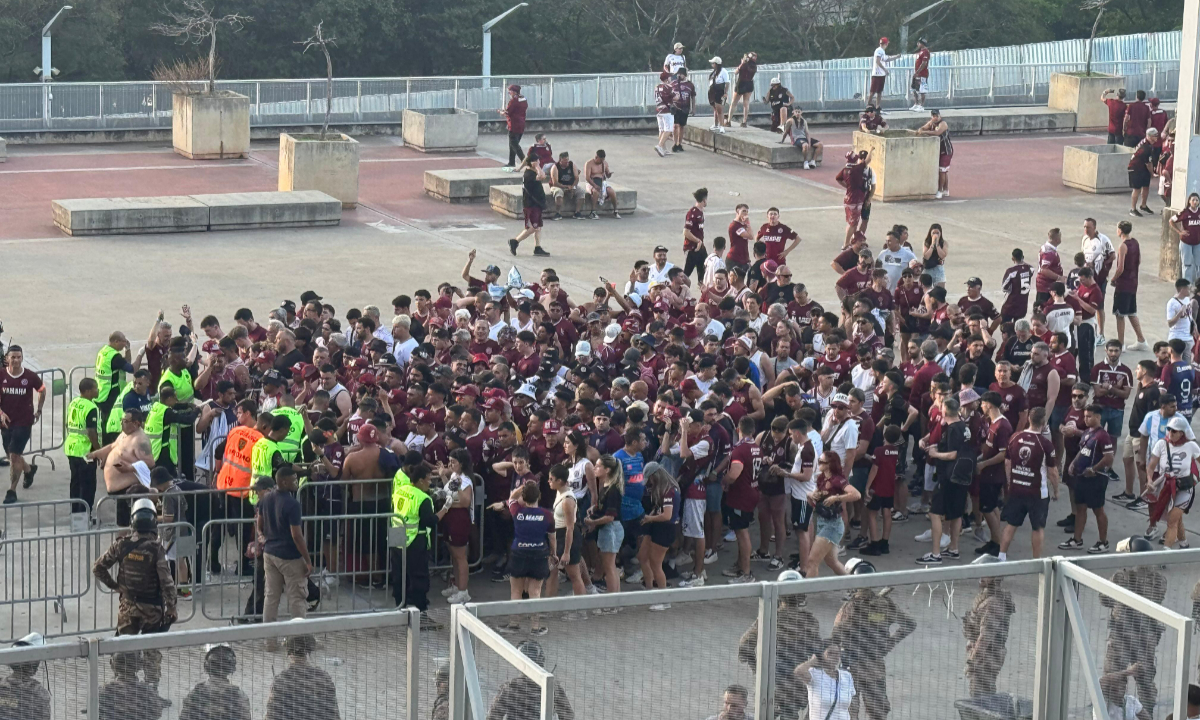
[0,30,1181,134]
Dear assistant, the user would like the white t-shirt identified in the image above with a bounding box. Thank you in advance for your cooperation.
[664,53,687,74]
[568,457,594,500]
[1081,233,1115,274]
[702,253,727,288]
[1167,296,1194,340]
[625,279,651,298]
[850,365,877,415]
[488,320,508,341]
[709,68,730,87]
[648,262,675,285]
[872,47,889,77]
[1151,438,1200,478]
[393,337,419,367]
[822,414,859,467]
[878,246,917,290]
[787,434,823,500]
[806,667,856,720]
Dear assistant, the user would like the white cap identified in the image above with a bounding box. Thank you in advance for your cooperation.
[1168,415,1190,432]
[674,42,684,49]
[770,77,781,84]
[516,383,538,400]
[604,323,622,344]
[830,393,851,408]
[575,341,592,357]
[709,56,722,64]
[627,293,642,307]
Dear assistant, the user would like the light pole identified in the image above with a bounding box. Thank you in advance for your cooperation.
[39,5,73,82]
[898,0,953,52]
[482,2,529,79]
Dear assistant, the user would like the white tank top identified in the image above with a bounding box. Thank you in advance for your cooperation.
[553,490,573,529]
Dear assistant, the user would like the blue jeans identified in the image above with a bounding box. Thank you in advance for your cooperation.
[1100,407,1124,440]
[1181,242,1200,284]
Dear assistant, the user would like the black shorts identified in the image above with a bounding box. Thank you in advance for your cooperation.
[899,316,922,335]
[672,109,689,127]
[978,483,1002,514]
[554,526,583,565]
[1,425,32,455]
[727,506,753,531]
[508,547,550,580]
[1074,475,1108,509]
[791,497,813,531]
[708,84,727,106]
[1002,494,1049,530]
[736,79,755,95]
[1035,291,1051,308]
[930,483,969,521]
[866,494,894,511]
[648,519,677,548]
[1112,291,1138,317]
[861,202,872,221]
[1128,168,1151,190]
[622,517,643,543]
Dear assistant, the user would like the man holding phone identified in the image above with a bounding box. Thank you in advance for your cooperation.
[583,150,620,219]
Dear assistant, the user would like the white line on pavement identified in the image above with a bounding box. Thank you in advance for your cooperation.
[0,162,251,175]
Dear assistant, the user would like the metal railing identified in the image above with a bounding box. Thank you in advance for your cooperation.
[0,29,1181,134]
[0,498,90,540]
[25,367,66,465]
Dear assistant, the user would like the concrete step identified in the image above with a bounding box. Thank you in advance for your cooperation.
[682,124,807,169]
[871,106,1077,134]
[424,166,522,203]
[191,191,342,231]
[488,182,637,219]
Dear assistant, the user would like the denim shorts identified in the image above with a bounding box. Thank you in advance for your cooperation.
[705,481,723,513]
[815,515,845,544]
[925,264,946,285]
[1099,407,1124,440]
[597,521,625,554]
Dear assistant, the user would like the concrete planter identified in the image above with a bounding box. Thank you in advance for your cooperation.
[0,136,6,163]
[1048,72,1124,130]
[402,108,479,152]
[278,133,360,209]
[172,91,250,160]
[851,130,939,202]
[1061,144,1135,193]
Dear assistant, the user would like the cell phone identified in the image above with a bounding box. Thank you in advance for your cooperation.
[598,276,609,285]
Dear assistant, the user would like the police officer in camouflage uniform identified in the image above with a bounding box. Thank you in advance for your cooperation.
[1101,536,1165,719]
[962,555,1015,698]
[831,559,916,720]
[0,633,50,720]
[265,635,340,720]
[738,570,821,720]
[98,652,171,720]
[179,645,251,720]
[486,641,574,720]
[93,498,177,687]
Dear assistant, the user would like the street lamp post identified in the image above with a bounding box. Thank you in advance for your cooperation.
[898,0,953,52]
[482,2,529,86]
[40,5,73,82]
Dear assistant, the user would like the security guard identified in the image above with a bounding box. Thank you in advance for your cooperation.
[179,645,251,720]
[92,499,177,687]
[962,555,1015,697]
[1102,536,1165,715]
[0,633,51,720]
[390,459,442,627]
[264,635,340,720]
[104,369,152,446]
[486,641,574,720]
[212,410,269,577]
[94,331,137,436]
[251,414,293,499]
[272,394,306,463]
[738,569,821,720]
[144,384,198,478]
[65,377,102,508]
[831,558,916,720]
[98,652,170,720]
[159,341,197,480]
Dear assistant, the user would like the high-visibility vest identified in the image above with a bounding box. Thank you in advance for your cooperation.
[250,437,281,505]
[94,345,124,404]
[272,406,304,462]
[159,367,194,405]
[216,425,262,498]
[144,402,176,465]
[105,384,134,435]
[65,397,99,458]
[391,470,431,547]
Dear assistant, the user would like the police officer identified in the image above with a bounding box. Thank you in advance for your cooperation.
[1102,536,1165,717]
[0,633,51,720]
[92,498,177,687]
[264,635,340,720]
[98,652,170,720]
[391,458,444,628]
[179,645,251,720]
[831,558,916,720]
[962,554,1015,697]
[486,640,574,720]
[737,570,821,719]
[65,377,102,508]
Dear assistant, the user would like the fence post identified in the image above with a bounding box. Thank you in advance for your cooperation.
[1038,560,1073,720]
[454,78,459,109]
[1151,62,1158,94]
[406,78,411,110]
[87,637,100,720]
[406,607,421,720]
[151,83,158,121]
[818,68,825,109]
[306,81,312,122]
[1176,616,1196,720]
[548,77,554,110]
[988,66,995,102]
[357,80,363,121]
[98,84,104,126]
[753,583,778,720]
[448,605,468,720]
[255,82,261,117]
[596,75,601,108]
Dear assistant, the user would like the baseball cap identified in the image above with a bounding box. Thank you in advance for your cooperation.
[1168,416,1190,432]
[484,264,501,276]
[623,347,642,365]
[917,37,928,45]
[410,408,432,425]
[585,311,602,323]
[845,151,858,162]
[280,299,297,312]
[575,340,592,357]
[674,42,684,49]
[1150,97,1161,106]
[653,300,670,313]
[653,245,669,254]
[637,333,657,347]
[965,277,983,287]
[434,295,453,310]
[483,397,503,411]
[543,419,562,435]
[709,55,722,64]
[880,36,889,44]
[622,317,642,333]
[626,293,642,307]
[299,290,323,304]
[508,84,521,92]
[761,259,779,279]
[470,353,490,364]
[262,370,284,386]
[357,424,379,445]
[454,384,480,398]
[770,77,781,85]
[738,336,754,351]
[358,372,377,386]
[830,393,850,409]
[681,377,700,394]
[604,323,621,344]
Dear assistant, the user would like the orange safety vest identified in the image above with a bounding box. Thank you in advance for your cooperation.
[216,425,264,498]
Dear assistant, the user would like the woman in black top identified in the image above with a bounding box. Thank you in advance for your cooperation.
[508,153,549,258]
[922,223,948,287]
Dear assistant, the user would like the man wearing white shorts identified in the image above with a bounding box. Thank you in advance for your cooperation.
[654,78,676,157]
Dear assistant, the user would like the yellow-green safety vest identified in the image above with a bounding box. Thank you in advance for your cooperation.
[144,402,177,465]
[391,470,431,547]
[94,345,125,403]
[272,406,304,462]
[105,384,134,435]
[249,437,281,506]
[65,397,99,458]
[159,367,194,405]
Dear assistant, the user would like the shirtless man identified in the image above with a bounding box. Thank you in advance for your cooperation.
[583,150,620,220]
[341,424,390,585]
[89,410,154,527]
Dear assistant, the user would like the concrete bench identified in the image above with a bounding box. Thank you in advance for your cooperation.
[52,190,341,236]
[489,182,637,219]
[872,107,1077,135]
[682,125,806,169]
[424,167,522,203]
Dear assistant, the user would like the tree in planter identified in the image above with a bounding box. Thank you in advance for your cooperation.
[150,0,252,95]
[1081,0,1112,77]
[297,21,337,141]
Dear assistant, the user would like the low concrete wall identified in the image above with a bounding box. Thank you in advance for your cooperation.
[172,92,251,160]
[489,182,637,218]
[0,136,5,162]
[681,125,807,168]
[1061,144,1135,193]
[424,167,521,203]
[402,108,479,152]
[278,133,361,208]
[852,130,939,202]
[1048,72,1123,130]
[52,190,340,236]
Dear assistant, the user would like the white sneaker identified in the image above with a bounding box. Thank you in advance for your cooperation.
[940,534,951,550]
[679,572,707,588]
[625,569,644,584]
[724,530,735,542]
[717,126,727,134]
[654,145,666,157]
[916,105,924,112]
[935,191,943,199]
[914,529,933,542]
[1126,341,1149,352]
[709,125,719,131]
[1095,334,1107,347]
[448,590,471,604]
[909,104,921,111]
[586,584,600,595]
[649,603,671,612]
[943,190,950,197]
[703,550,719,565]
[973,526,990,544]
[441,584,460,598]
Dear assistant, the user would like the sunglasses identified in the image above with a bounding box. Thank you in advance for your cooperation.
[1071,393,1087,399]
[817,460,830,466]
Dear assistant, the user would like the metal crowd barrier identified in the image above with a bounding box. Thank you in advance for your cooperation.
[94,486,230,530]
[66,364,92,405]
[24,367,66,467]
[0,521,196,642]
[199,513,409,623]
[0,498,90,540]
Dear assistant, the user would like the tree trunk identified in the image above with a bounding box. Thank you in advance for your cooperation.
[1085,8,1105,77]
[208,28,218,94]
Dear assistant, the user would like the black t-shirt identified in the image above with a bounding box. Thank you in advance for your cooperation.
[748,259,767,289]
[936,420,971,484]
[275,349,304,378]
[259,490,302,559]
[591,483,622,521]
[763,282,794,308]
[1129,382,1162,437]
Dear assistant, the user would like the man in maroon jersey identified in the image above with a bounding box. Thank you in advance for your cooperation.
[726,204,753,274]
[909,38,931,111]
[670,68,697,153]
[1,347,47,504]
[1070,267,1104,380]
[1100,87,1127,145]
[1058,404,1115,553]
[1109,219,1148,350]
[1091,339,1133,489]
[723,415,763,582]
[999,407,1058,559]
[835,249,874,300]
[836,151,871,249]
[501,84,528,167]
[958,277,1000,333]
[999,248,1034,329]
[1055,383,1089,532]
[989,361,1028,433]
[653,77,676,157]
[1023,342,1061,435]
[756,208,801,264]
[1121,89,1152,148]
[682,187,708,285]
[974,391,1013,557]
[1035,229,1066,307]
